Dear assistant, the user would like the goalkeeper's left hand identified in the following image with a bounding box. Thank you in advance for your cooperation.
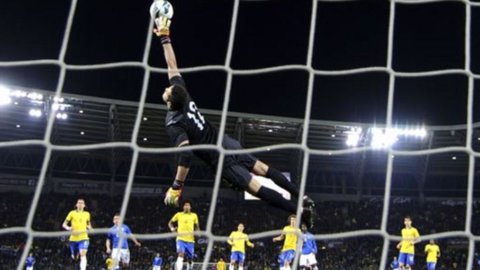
[164,180,184,206]
[153,16,171,37]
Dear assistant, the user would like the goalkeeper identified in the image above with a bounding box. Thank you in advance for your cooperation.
[154,14,315,227]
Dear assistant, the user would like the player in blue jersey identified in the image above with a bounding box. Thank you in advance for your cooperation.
[106,213,141,269]
[153,253,163,270]
[25,252,35,270]
[391,256,400,270]
[299,224,318,270]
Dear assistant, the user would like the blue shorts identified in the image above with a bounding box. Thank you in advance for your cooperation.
[176,240,194,259]
[278,250,295,266]
[427,262,436,270]
[230,251,245,264]
[69,240,89,258]
[398,252,414,266]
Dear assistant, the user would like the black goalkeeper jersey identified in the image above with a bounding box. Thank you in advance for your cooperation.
[165,76,220,167]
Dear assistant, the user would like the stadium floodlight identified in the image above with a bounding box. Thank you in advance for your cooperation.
[28,109,42,118]
[345,127,362,147]
[0,85,12,106]
[56,112,68,120]
[53,96,64,103]
[10,90,27,98]
[371,128,398,149]
[27,92,43,101]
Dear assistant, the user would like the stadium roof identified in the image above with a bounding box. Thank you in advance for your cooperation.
[0,86,479,195]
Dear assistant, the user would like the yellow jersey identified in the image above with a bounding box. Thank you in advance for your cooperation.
[282,225,300,252]
[425,244,440,263]
[400,227,420,254]
[65,210,90,242]
[228,231,253,253]
[106,258,113,270]
[170,212,199,243]
[216,260,226,270]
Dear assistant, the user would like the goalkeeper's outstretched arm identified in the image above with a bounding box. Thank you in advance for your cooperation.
[153,16,180,80]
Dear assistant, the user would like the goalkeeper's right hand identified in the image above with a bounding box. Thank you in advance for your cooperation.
[153,16,171,37]
[164,187,182,207]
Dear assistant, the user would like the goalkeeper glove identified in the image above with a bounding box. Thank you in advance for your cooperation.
[164,180,183,206]
[153,16,171,44]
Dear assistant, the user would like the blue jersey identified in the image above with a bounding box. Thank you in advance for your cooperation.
[391,259,399,268]
[301,232,317,255]
[153,256,163,266]
[26,256,35,267]
[107,224,132,249]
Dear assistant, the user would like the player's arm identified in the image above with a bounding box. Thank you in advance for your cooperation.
[194,214,200,231]
[165,126,193,206]
[106,237,112,253]
[312,237,318,254]
[153,16,180,80]
[227,232,234,246]
[272,231,285,242]
[412,230,420,244]
[246,235,254,248]
[62,212,72,230]
[130,234,142,247]
[168,214,178,231]
[86,213,92,230]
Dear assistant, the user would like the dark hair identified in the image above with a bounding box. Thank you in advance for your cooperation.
[169,84,188,111]
[287,214,296,223]
[404,215,412,221]
[182,199,192,207]
[114,213,121,217]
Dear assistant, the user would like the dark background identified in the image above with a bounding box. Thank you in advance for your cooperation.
[0,0,479,125]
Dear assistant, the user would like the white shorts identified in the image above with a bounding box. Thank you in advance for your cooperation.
[26,267,33,270]
[112,248,130,264]
[300,253,317,266]
[153,266,161,270]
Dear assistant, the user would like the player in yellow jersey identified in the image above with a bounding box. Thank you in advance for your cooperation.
[217,258,226,270]
[396,216,420,270]
[168,200,199,270]
[228,223,254,270]
[273,215,300,270]
[424,239,440,270]
[62,198,92,270]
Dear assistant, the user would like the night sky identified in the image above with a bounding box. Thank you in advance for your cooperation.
[0,0,479,126]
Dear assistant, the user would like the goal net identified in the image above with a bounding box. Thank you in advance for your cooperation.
[0,0,478,270]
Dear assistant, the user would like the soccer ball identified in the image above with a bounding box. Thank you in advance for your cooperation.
[149,0,174,20]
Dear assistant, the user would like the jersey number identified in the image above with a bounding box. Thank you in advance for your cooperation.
[187,101,206,130]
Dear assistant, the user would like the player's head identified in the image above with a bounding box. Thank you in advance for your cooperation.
[429,239,435,244]
[393,256,397,260]
[113,213,122,225]
[301,223,308,232]
[28,252,33,257]
[288,214,296,226]
[182,200,192,212]
[404,216,412,227]
[163,84,188,111]
[75,198,86,210]
[237,223,244,232]
[156,253,160,257]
